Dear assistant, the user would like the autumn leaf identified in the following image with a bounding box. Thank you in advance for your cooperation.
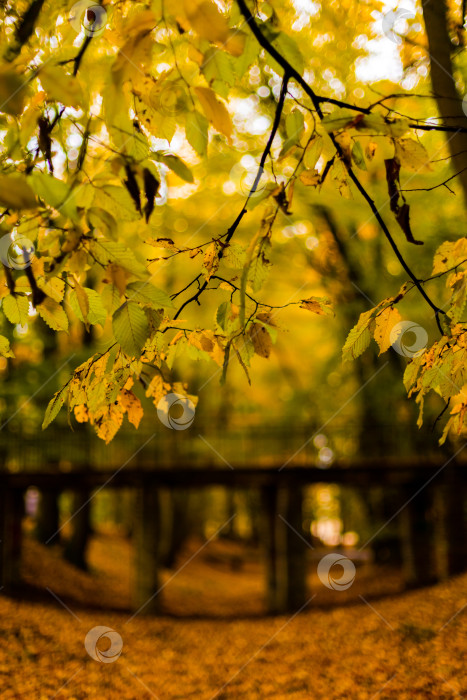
[112,301,149,358]
[42,385,69,429]
[195,87,233,141]
[374,306,402,355]
[395,137,432,173]
[299,170,321,186]
[0,176,37,210]
[38,298,69,332]
[300,297,334,316]
[2,294,29,325]
[118,389,144,428]
[249,322,273,358]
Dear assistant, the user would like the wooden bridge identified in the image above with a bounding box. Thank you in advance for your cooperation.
[1,456,466,614]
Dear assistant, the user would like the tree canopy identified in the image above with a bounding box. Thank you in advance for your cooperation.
[0,0,466,444]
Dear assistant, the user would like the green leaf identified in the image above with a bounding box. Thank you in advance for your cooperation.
[351,141,367,171]
[42,384,69,429]
[447,275,467,324]
[233,35,258,75]
[286,109,304,142]
[90,240,148,278]
[0,335,14,358]
[281,109,304,155]
[223,243,247,269]
[186,110,209,156]
[126,281,175,308]
[29,173,79,223]
[0,68,27,115]
[216,301,229,330]
[96,186,142,222]
[101,284,122,314]
[156,154,194,183]
[304,136,323,170]
[87,207,118,241]
[342,310,375,362]
[69,288,108,326]
[268,31,304,74]
[321,109,357,133]
[248,240,272,292]
[202,48,235,87]
[2,294,29,325]
[112,301,149,357]
[403,355,424,392]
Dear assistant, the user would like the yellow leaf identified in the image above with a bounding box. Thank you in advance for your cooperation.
[118,389,144,428]
[332,158,352,199]
[112,15,154,85]
[123,9,156,37]
[75,282,90,322]
[38,298,69,332]
[39,66,84,108]
[300,297,334,316]
[203,241,219,280]
[183,0,230,45]
[195,86,233,141]
[395,138,432,173]
[145,374,171,407]
[38,277,65,303]
[222,31,246,57]
[299,170,321,186]
[95,404,124,443]
[374,306,402,355]
[0,67,27,115]
[249,323,272,358]
[0,175,37,210]
[188,330,224,366]
[107,263,129,295]
[74,405,89,423]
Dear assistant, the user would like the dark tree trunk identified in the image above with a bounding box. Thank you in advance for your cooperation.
[133,486,161,615]
[35,490,60,545]
[0,488,23,591]
[423,0,467,206]
[260,484,308,613]
[64,491,91,570]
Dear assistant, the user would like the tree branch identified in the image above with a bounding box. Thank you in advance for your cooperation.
[174,72,290,320]
[237,0,446,334]
[236,0,370,115]
[5,0,46,61]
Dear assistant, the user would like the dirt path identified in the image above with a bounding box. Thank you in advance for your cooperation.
[0,535,465,698]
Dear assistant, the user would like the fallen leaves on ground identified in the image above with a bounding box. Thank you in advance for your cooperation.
[0,534,465,698]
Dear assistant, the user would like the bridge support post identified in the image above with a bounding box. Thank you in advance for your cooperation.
[400,481,437,588]
[133,485,161,615]
[0,487,23,591]
[433,468,467,578]
[444,470,467,575]
[261,484,308,614]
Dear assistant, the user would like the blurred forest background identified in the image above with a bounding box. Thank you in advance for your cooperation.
[0,0,467,697]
